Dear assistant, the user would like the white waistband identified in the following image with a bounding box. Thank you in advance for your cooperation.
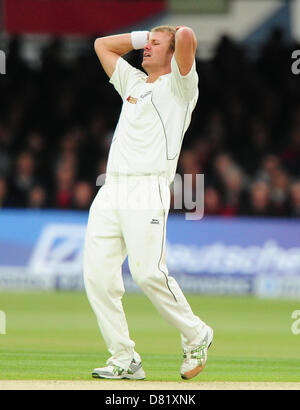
[105,173,170,184]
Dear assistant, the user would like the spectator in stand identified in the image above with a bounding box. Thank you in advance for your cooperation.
[179,149,203,176]
[10,151,36,207]
[221,167,248,216]
[241,180,272,217]
[72,181,94,210]
[27,185,48,209]
[88,114,108,151]
[55,129,81,170]
[242,119,272,173]
[25,131,45,157]
[212,152,235,189]
[256,154,282,184]
[289,180,300,217]
[204,186,224,215]
[269,168,290,216]
[53,161,76,209]
[194,138,213,174]
[282,126,300,177]
[0,122,12,177]
[0,177,10,208]
[203,111,226,153]
[212,153,247,207]
[24,131,50,182]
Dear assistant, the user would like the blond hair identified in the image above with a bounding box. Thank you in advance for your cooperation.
[151,25,176,52]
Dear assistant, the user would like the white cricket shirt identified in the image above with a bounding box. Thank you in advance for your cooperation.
[107,54,199,183]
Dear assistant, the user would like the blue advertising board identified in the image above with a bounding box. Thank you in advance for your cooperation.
[0,209,300,297]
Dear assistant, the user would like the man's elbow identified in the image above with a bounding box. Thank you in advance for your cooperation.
[176,27,197,52]
[94,37,105,53]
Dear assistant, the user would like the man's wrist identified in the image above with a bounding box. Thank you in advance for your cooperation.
[131,31,149,50]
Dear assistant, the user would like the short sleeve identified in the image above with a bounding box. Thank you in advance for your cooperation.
[170,55,198,103]
[109,57,146,100]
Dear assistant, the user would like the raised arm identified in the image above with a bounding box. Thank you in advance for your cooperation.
[94,34,133,78]
[174,26,197,76]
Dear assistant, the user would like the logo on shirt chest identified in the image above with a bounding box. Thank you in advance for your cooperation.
[126,91,152,104]
[126,96,138,104]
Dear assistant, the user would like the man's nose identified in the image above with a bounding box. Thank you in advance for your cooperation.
[144,43,151,51]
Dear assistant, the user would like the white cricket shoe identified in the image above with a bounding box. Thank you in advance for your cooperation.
[92,358,146,380]
[180,326,213,380]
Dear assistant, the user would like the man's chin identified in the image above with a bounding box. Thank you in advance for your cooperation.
[141,62,148,72]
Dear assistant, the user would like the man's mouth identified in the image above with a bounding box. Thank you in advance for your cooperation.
[143,53,151,58]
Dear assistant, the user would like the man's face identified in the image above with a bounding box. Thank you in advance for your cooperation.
[142,31,173,72]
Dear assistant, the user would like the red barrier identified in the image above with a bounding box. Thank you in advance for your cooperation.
[4,0,166,35]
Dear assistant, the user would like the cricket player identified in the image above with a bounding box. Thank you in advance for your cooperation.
[83,25,213,380]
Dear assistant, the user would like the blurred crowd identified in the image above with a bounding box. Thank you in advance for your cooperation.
[0,28,300,217]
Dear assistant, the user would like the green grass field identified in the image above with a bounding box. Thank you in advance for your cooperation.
[0,292,299,382]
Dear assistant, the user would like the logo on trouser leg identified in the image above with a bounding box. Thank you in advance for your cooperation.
[150,219,160,224]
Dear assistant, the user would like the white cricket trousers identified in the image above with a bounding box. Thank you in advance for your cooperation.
[83,175,207,369]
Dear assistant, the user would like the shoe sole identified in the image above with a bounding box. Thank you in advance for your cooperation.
[92,372,146,380]
[181,327,214,380]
